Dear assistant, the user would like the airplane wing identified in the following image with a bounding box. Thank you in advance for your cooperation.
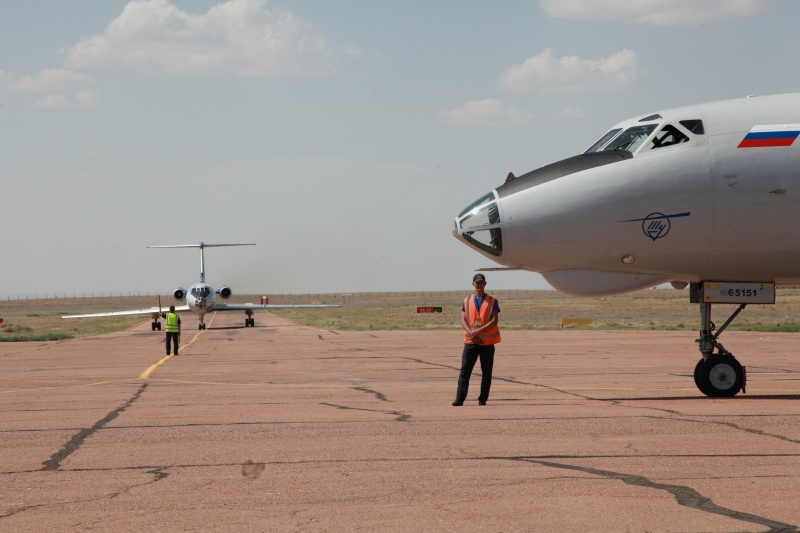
[62,305,191,319]
[476,267,530,272]
[212,303,340,311]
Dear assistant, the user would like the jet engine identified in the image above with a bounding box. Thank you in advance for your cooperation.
[173,287,187,300]
[217,285,232,299]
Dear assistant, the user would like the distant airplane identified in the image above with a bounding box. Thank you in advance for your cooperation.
[64,242,338,330]
[452,93,800,397]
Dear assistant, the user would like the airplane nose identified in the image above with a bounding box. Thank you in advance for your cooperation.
[453,191,503,256]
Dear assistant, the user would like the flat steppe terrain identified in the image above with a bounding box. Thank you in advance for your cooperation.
[3,288,800,340]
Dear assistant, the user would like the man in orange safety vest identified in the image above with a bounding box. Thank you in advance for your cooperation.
[452,273,500,406]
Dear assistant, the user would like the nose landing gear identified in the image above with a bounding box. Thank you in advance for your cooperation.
[245,310,255,327]
[693,293,747,397]
[151,313,162,331]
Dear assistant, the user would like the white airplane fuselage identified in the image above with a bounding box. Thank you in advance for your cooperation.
[186,283,215,314]
[454,93,800,296]
[453,93,800,397]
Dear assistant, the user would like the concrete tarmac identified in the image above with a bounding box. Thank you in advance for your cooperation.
[2,311,800,532]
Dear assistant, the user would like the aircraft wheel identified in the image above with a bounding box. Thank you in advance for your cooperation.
[151,323,156,331]
[693,358,712,396]
[697,354,744,397]
[157,322,162,331]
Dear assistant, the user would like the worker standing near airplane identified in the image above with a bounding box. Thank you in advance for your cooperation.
[452,273,500,406]
[162,305,181,356]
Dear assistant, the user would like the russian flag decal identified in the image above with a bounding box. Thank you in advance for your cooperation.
[738,125,800,148]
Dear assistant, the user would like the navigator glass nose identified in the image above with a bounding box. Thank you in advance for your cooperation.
[453,191,502,256]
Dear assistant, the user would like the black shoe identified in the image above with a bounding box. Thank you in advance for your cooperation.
[174,353,179,356]
[452,401,463,406]
[478,400,487,406]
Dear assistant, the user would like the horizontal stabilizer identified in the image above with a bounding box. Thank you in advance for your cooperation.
[147,243,255,249]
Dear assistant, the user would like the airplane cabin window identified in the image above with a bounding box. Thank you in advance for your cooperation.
[600,124,657,153]
[648,124,690,149]
[584,128,622,153]
[680,119,705,134]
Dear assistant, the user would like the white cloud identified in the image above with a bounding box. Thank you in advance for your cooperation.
[7,68,92,93]
[501,48,639,93]
[540,0,772,26]
[63,0,359,77]
[35,90,100,109]
[437,98,535,126]
[74,90,100,109]
[36,95,73,109]
[1,69,98,111]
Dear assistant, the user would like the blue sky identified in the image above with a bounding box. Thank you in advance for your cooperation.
[1,0,797,296]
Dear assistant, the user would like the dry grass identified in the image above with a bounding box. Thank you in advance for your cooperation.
[3,288,800,341]
[269,288,800,332]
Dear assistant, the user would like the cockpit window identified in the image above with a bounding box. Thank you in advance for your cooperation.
[602,125,657,152]
[191,285,212,298]
[648,124,690,149]
[680,119,704,134]
[463,228,502,256]
[584,125,657,154]
[584,128,622,153]
[457,192,495,218]
[459,200,500,230]
[639,114,662,122]
[456,193,502,256]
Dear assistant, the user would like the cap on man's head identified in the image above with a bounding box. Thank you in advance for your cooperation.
[473,273,486,282]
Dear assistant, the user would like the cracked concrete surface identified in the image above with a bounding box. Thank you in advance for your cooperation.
[2,312,800,531]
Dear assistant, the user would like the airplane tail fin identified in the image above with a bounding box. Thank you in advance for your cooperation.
[148,242,255,283]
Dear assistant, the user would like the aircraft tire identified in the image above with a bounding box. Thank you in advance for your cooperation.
[157,322,161,331]
[697,354,744,397]
[693,358,712,396]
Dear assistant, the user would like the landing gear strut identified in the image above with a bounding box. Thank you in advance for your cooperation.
[693,288,746,397]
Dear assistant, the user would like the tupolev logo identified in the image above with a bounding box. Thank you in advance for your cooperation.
[621,212,690,241]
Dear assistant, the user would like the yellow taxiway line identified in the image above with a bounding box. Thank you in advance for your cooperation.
[138,313,216,379]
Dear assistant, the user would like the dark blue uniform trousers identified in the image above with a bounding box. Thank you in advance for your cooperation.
[165,332,180,355]
[455,343,495,403]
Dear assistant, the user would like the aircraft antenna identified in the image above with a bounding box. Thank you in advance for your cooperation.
[147,242,256,283]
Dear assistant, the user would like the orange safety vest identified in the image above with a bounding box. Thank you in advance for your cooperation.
[463,294,501,345]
